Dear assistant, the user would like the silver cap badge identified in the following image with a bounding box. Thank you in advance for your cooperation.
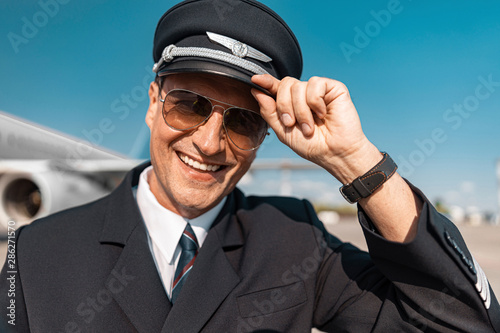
[207,32,272,63]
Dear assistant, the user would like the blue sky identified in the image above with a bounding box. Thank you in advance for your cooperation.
[1,0,500,213]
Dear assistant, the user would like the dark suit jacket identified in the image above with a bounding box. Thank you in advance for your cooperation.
[1,162,499,332]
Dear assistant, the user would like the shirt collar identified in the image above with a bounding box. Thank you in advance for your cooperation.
[136,166,226,264]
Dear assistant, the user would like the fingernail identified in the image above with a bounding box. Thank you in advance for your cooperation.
[281,114,293,126]
[301,123,311,134]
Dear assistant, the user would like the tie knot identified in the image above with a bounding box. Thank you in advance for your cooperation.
[180,223,199,252]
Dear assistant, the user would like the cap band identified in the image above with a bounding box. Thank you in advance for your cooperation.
[152,32,272,76]
[152,45,271,75]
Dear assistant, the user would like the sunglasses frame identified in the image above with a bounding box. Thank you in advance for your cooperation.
[159,88,269,151]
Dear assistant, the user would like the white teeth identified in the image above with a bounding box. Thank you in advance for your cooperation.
[179,154,221,172]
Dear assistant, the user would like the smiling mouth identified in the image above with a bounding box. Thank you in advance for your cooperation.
[178,153,224,172]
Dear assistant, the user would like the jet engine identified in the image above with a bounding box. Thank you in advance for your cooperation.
[0,171,110,230]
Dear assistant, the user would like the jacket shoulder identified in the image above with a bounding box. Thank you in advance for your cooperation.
[236,189,345,239]
[241,192,316,224]
[20,161,149,241]
[19,192,111,244]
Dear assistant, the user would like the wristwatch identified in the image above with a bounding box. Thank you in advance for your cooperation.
[340,152,398,204]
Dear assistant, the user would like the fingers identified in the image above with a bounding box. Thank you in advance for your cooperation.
[251,88,282,131]
[251,74,288,130]
[275,77,298,127]
[252,75,331,137]
[290,80,314,136]
[306,77,328,119]
[251,74,280,95]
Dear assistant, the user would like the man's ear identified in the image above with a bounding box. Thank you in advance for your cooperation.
[146,81,160,129]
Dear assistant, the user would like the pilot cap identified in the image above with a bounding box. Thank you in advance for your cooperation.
[152,0,303,91]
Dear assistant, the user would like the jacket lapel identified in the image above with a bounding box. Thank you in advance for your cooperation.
[99,162,172,333]
[161,192,244,332]
[100,163,249,332]
[105,223,172,333]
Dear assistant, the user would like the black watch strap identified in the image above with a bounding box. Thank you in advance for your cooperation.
[340,152,398,204]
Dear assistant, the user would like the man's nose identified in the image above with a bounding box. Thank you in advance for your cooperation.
[191,107,227,156]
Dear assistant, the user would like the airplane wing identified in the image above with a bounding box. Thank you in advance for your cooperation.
[0,111,143,229]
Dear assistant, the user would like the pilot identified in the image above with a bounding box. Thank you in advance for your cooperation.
[1,0,499,332]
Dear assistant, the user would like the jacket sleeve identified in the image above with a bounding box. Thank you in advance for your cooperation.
[0,226,31,333]
[313,183,500,332]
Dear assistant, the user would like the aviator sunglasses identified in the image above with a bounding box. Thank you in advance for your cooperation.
[160,88,269,151]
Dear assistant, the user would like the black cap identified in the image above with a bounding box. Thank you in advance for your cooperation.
[152,0,303,92]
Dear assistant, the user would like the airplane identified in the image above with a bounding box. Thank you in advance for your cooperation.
[0,111,321,232]
[0,111,141,231]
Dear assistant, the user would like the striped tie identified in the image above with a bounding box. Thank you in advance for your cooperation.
[171,223,199,303]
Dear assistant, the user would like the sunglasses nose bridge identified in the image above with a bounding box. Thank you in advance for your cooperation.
[210,104,226,113]
[203,104,240,151]
[209,104,230,126]
[192,105,229,155]
[199,104,226,134]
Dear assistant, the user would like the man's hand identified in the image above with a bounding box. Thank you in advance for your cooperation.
[251,74,381,185]
[251,74,422,243]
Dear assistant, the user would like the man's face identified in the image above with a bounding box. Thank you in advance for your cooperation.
[145,73,261,219]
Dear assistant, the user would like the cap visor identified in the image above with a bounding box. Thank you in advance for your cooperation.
[157,59,273,96]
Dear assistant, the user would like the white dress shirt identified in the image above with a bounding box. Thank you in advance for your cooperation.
[135,166,226,300]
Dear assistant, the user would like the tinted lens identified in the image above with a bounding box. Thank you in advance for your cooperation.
[162,89,268,150]
[224,108,268,150]
[163,90,212,130]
